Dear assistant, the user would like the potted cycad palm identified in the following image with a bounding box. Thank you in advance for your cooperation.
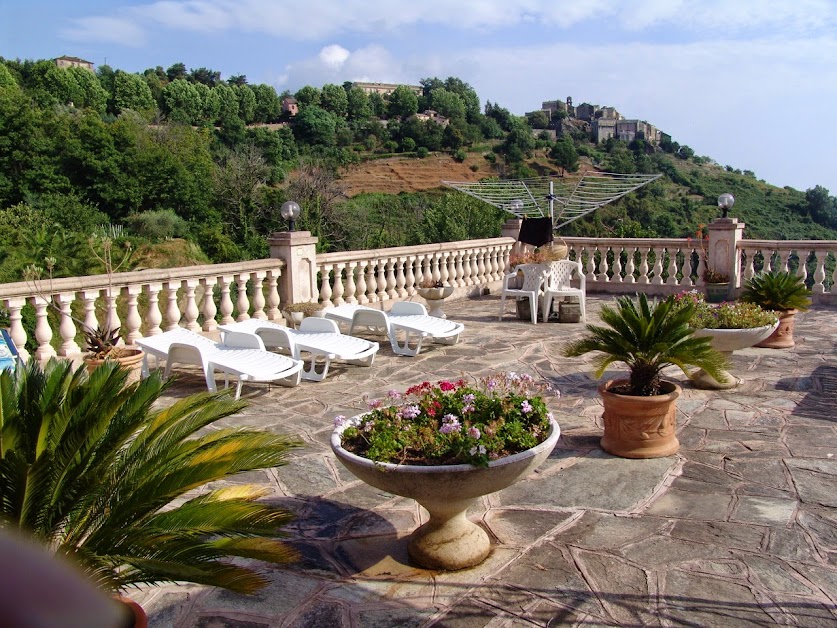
[740,270,812,348]
[0,359,301,624]
[563,294,728,458]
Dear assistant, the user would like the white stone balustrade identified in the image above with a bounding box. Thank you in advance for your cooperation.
[2,228,836,363]
[0,259,285,361]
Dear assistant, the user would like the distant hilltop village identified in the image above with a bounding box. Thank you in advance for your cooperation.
[532,97,668,146]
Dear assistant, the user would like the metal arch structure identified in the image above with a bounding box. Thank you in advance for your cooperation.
[442,171,662,230]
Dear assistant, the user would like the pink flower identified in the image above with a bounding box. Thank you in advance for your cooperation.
[467,426,481,439]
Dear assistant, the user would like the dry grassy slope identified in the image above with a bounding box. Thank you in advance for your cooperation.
[340,154,498,197]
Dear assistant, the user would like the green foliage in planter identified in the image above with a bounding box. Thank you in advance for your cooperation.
[671,291,778,329]
[0,359,300,595]
[562,293,729,396]
[282,301,325,315]
[740,271,812,312]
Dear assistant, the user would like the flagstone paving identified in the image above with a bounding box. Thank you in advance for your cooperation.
[132,295,837,627]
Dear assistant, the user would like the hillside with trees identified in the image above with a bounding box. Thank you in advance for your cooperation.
[1,56,836,287]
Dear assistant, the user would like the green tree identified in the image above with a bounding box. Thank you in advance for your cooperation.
[188,66,220,87]
[162,78,202,124]
[214,83,239,124]
[526,110,550,129]
[346,86,371,121]
[549,136,579,174]
[320,83,348,118]
[443,77,480,122]
[498,117,535,163]
[430,88,465,125]
[293,105,338,146]
[165,62,187,82]
[228,74,248,86]
[251,83,281,122]
[388,85,419,120]
[112,70,155,115]
[294,85,321,109]
[368,92,386,117]
[0,62,18,88]
[235,84,257,124]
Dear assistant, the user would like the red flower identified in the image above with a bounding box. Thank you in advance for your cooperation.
[439,380,455,392]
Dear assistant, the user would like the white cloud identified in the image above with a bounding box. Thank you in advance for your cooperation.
[61,16,147,47]
[318,44,350,69]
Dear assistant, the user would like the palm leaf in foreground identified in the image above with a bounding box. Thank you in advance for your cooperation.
[0,358,302,594]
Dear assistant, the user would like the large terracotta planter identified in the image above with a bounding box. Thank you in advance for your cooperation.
[598,379,681,459]
[84,347,144,373]
[113,595,148,628]
[690,322,779,389]
[331,416,560,571]
[756,309,798,348]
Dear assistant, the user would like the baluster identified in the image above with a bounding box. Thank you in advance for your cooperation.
[164,281,182,330]
[638,247,651,284]
[812,250,826,294]
[332,264,346,306]
[395,257,407,297]
[376,260,387,302]
[386,258,397,299]
[666,248,679,285]
[583,247,595,282]
[830,253,837,295]
[81,289,100,340]
[469,250,480,286]
[613,247,626,283]
[795,250,807,279]
[743,249,756,281]
[250,271,267,319]
[265,272,280,321]
[201,278,219,331]
[651,247,665,285]
[54,292,80,356]
[319,264,334,307]
[490,248,501,282]
[343,262,357,304]
[105,289,121,338]
[366,261,378,303]
[476,249,487,284]
[145,283,163,336]
[600,247,611,282]
[350,261,365,304]
[124,285,143,343]
[183,279,201,331]
[235,275,250,321]
[455,251,466,286]
[218,275,235,324]
[32,297,56,361]
[431,254,441,285]
[405,256,417,294]
[4,298,29,361]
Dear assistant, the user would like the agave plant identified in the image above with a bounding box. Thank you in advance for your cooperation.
[0,359,300,594]
[563,293,729,396]
[740,270,812,312]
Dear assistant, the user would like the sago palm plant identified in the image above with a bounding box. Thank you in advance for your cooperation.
[563,293,729,396]
[0,359,300,594]
[740,270,812,312]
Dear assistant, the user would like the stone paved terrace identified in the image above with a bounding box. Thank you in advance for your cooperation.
[132,294,837,627]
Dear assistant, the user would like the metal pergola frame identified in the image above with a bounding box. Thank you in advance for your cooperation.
[442,171,662,230]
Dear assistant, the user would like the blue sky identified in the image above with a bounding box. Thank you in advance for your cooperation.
[3,0,836,196]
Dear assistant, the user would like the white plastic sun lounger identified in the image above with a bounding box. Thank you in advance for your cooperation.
[325,301,464,357]
[218,317,379,382]
[135,328,303,399]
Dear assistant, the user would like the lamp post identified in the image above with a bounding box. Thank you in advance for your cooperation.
[509,199,524,215]
[280,201,301,232]
[717,193,735,219]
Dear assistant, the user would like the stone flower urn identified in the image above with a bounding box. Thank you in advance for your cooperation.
[331,416,560,571]
[415,285,454,318]
[690,321,779,389]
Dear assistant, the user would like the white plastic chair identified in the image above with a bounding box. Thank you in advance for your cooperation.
[219,317,379,382]
[325,302,464,356]
[542,260,586,323]
[135,328,303,398]
[499,263,549,324]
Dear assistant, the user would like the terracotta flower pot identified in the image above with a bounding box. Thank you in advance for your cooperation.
[755,309,797,348]
[114,595,148,628]
[598,379,681,459]
[84,347,144,374]
[331,416,560,570]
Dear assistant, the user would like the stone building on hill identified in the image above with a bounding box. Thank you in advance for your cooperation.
[537,95,663,145]
[54,56,94,71]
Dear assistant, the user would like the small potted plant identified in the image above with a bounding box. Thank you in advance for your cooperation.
[669,291,778,388]
[690,225,731,302]
[740,270,812,348]
[281,300,325,327]
[562,293,728,458]
[0,359,301,624]
[331,372,560,570]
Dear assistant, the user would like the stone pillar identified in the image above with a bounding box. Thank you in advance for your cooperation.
[707,217,746,287]
[502,218,528,267]
[268,230,320,305]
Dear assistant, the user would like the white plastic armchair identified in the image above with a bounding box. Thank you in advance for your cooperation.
[499,263,549,324]
[542,260,586,323]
